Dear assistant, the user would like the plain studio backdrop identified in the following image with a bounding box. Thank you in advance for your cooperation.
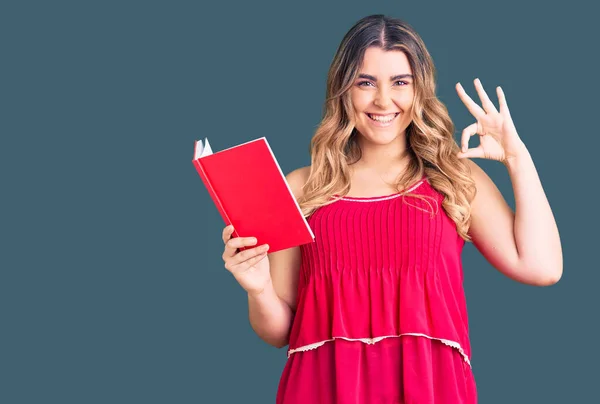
[2,1,598,403]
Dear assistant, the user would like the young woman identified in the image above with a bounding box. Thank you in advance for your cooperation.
[220,14,562,404]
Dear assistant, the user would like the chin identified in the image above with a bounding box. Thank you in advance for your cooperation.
[356,127,403,144]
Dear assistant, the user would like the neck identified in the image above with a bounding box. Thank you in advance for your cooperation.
[353,134,411,175]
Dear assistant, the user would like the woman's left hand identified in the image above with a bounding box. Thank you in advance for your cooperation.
[455,78,527,165]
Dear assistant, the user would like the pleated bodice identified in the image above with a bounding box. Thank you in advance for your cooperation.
[287,174,471,365]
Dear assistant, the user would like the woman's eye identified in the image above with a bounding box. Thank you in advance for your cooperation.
[357,80,409,87]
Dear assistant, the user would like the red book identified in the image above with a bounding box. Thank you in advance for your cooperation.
[192,137,315,254]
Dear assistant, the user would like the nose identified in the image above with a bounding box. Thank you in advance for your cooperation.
[373,86,392,109]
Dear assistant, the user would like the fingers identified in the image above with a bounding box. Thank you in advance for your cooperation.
[222,225,237,258]
[220,224,270,272]
[456,82,485,118]
[225,235,258,257]
[457,122,485,159]
[222,224,235,244]
[460,122,478,153]
[221,224,260,258]
[473,78,498,114]
[457,143,485,159]
[496,86,511,118]
[228,246,270,274]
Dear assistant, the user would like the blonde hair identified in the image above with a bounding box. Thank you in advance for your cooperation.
[298,14,477,242]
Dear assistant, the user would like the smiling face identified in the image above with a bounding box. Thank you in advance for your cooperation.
[350,47,415,145]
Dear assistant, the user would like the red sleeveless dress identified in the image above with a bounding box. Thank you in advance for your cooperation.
[276,174,478,403]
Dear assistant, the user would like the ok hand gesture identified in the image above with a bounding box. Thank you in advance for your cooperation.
[455,78,527,165]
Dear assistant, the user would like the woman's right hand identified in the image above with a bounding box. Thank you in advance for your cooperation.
[221,225,271,296]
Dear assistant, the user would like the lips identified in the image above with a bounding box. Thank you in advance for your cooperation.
[366,112,399,122]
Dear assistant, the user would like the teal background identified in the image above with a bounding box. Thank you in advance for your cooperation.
[2,0,597,403]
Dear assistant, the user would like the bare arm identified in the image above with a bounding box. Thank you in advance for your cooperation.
[506,148,562,282]
[454,80,563,287]
[466,150,563,286]
[247,275,295,349]
[247,166,309,348]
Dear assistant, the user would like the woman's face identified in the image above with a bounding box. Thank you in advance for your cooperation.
[350,47,414,145]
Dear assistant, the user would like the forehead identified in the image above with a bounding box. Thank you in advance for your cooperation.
[359,47,412,76]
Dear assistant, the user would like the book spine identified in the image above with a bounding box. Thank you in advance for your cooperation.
[192,159,245,246]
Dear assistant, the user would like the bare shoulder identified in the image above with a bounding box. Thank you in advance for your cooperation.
[462,158,500,209]
[285,166,311,200]
[463,158,486,185]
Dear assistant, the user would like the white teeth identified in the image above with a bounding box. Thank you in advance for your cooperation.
[368,113,397,122]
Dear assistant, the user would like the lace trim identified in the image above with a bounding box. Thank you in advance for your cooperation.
[338,180,425,202]
[287,333,471,367]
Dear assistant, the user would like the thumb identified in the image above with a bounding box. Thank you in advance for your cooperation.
[457,145,485,159]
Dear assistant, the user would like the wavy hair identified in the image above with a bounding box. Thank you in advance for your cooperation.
[298,14,477,242]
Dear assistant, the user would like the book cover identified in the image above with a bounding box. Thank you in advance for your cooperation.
[192,137,315,254]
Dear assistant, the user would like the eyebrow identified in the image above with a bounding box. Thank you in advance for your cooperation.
[357,73,413,81]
